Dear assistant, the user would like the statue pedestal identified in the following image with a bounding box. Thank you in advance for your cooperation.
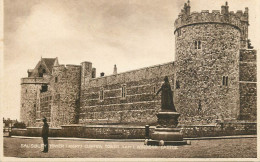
[145,112,189,146]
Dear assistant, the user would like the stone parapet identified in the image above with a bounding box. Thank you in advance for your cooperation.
[175,11,243,32]
[21,77,47,84]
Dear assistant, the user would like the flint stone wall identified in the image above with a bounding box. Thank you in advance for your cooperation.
[50,65,81,127]
[175,23,240,124]
[239,49,257,120]
[20,79,44,127]
[80,62,175,125]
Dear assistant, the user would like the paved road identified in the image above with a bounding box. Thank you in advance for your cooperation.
[3,137,257,158]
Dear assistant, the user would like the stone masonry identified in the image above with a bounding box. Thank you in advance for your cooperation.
[20,1,256,127]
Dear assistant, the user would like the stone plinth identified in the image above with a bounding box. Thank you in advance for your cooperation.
[146,111,189,146]
[156,112,180,128]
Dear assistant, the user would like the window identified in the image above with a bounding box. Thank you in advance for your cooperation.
[198,100,202,111]
[40,84,48,93]
[55,77,58,83]
[100,88,104,101]
[176,80,180,89]
[25,89,27,93]
[50,96,52,100]
[22,104,24,107]
[222,76,228,86]
[121,85,126,98]
[34,104,36,108]
[153,86,156,93]
[195,40,201,49]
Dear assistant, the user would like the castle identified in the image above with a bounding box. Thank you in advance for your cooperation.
[20,1,257,127]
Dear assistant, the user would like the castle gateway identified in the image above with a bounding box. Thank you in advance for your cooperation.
[20,1,256,127]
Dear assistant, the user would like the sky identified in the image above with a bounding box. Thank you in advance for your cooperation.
[2,0,259,120]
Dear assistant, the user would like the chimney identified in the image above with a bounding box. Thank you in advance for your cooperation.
[113,64,117,75]
[92,68,96,78]
[100,72,105,77]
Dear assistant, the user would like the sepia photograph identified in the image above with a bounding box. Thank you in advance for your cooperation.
[1,0,259,161]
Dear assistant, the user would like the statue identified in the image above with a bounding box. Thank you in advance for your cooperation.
[156,76,176,112]
[145,76,188,146]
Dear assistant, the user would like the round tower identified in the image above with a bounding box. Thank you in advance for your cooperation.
[174,2,243,124]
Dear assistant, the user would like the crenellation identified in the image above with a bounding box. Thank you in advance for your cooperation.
[20,1,256,127]
[212,10,220,14]
[201,10,209,13]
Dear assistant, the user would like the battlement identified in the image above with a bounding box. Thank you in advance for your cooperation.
[21,77,48,84]
[52,64,81,72]
[174,1,249,32]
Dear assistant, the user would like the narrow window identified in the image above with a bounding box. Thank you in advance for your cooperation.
[222,76,228,86]
[195,40,201,49]
[198,41,201,49]
[55,77,58,83]
[153,87,156,93]
[198,100,202,111]
[100,89,104,100]
[225,76,228,86]
[34,104,36,108]
[176,80,180,89]
[122,85,126,98]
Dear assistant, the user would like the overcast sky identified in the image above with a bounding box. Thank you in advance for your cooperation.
[3,0,259,120]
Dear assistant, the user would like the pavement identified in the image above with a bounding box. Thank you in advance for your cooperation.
[3,136,257,158]
[10,134,257,142]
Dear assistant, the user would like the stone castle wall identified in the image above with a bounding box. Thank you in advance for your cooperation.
[239,49,257,120]
[38,91,52,122]
[80,62,175,125]
[174,23,240,124]
[50,65,81,127]
[20,2,256,127]
[20,78,46,126]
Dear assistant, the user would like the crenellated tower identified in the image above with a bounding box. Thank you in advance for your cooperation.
[174,1,255,124]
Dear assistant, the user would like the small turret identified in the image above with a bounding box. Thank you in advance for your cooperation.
[113,64,117,75]
[183,0,191,15]
[221,2,229,15]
